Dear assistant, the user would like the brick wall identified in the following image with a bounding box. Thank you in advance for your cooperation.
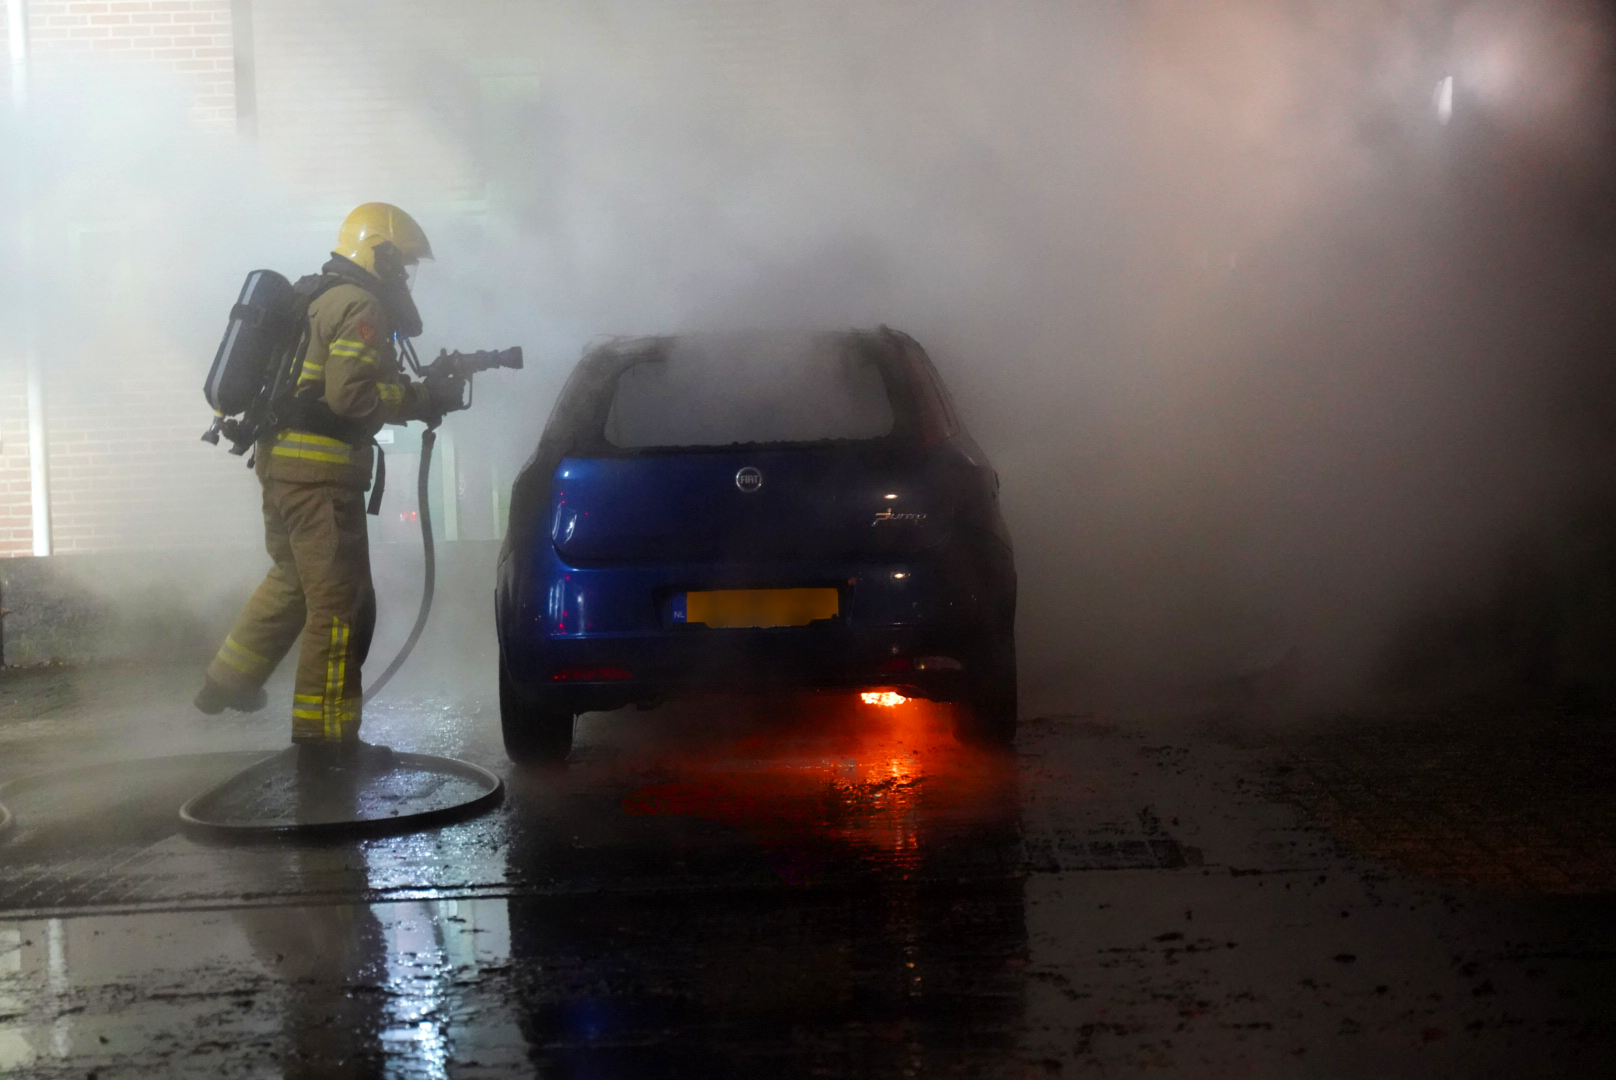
[0,374,33,558]
[2,0,245,557]
[11,0,235,130]
[43,352,260,554]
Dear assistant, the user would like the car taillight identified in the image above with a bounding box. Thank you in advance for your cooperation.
[551,666,634,682]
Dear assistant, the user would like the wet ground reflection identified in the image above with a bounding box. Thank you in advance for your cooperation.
[500,693,1027,1075]
[6,671,1616,1074]
[234,850,392,1078]
[0,692,1028,1076]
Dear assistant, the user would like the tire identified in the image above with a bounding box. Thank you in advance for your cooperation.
[952,630,1018,751]
[499,663,575,764]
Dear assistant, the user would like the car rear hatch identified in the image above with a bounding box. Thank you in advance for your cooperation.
[549,446,953,564]
[542,330,959,566]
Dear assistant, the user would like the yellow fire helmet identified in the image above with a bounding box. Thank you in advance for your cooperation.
[333,202,434,275]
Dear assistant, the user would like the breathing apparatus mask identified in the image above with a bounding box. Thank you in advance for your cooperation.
[368,240,425,339]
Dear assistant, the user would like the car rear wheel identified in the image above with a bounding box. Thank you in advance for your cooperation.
[953,631,1017,751]
[499,664,575,764]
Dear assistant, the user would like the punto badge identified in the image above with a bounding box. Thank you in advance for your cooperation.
[735,466,763,493]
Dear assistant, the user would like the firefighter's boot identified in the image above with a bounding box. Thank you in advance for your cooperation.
[194,676,269,715]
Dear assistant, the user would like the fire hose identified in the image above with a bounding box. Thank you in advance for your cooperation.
[360,345,521,701]
[362,425,437,705]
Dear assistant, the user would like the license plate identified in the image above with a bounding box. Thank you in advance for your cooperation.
[675,588,839,628]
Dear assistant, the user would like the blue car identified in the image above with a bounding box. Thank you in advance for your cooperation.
[495,328,1016,761]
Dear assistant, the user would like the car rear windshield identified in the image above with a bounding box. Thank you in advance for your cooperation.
[603,334,896,449]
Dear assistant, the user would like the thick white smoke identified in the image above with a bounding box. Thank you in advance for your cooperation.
[3,0,1613,715]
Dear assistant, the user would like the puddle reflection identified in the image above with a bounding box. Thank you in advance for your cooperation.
[0,694,1027,1076]
[234,847,393,1077]
[500,693,1027,1075]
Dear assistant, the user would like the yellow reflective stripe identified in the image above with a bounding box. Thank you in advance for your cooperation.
[335,623,350,736]
[270,429,352,464]
[324,617,353,740]
[279,431,348,448]
[270,446,350,464]
[214,649,257,676]
[221,636,270,673]
[328,339,379,364]
[294,694,322,704]
[324,617,339,739]
[377,383,403,407]
[299,360,325,373]
[292,708,322,720]
[223,636,267,666]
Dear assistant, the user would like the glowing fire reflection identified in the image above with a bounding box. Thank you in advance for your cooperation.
[618,692,1016,888]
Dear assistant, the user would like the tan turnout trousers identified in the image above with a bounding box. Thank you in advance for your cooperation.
[207,477,376,743]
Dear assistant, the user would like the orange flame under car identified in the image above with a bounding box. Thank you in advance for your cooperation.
[861,691,908,707]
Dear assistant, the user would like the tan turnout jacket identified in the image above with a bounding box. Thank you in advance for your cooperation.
[257,281,430,489]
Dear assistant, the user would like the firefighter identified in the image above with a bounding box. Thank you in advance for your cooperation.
[193,203,466,768]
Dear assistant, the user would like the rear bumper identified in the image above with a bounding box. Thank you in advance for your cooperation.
[496,543,1010,711]
[501,623,976,712]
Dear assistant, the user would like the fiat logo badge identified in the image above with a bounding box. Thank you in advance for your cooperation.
[735,466,763,493]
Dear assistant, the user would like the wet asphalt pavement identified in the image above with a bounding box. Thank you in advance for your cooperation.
[0,664,1613,1077]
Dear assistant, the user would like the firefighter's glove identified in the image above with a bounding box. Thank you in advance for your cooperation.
[422,370,470,419]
